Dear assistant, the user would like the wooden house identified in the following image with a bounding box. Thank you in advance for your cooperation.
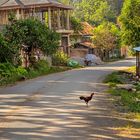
[70,22,98,57]
[0,0,73,55]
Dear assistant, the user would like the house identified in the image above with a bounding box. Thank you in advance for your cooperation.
[70,22,98,58]
[0,0,73,55]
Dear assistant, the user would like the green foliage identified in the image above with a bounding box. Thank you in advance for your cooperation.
[109,88,140,112]
[126,66,136,74]
[0,33,14,63]
[0,63,16,77]
[0,61,71,86]
[0,63,28,85]
[27,60,50,78]
[93,22,120,49]
[30,60,50,73]
[3,18,60,65]
[104,72,126,84]
[59,0,123,24]
[16,66,28,76]
[93,22,120,60]
[70,16,83,33]
[119,0,140,47]
[73,0,116,25]
[134,82,140,92]
[108,82,117,88]
[52,51,69,66]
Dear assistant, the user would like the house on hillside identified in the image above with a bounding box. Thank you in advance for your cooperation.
[0,0,73,55]
[70,22,99,57]
[70,22,127,60]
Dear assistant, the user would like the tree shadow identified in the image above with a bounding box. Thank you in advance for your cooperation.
[0,58,139,140]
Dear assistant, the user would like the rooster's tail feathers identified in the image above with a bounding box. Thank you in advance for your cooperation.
[80,96,85,100]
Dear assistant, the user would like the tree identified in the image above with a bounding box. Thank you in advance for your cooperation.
[0,33,14,63]
[70,16,83,33]
[93,22,120,60]
[3,18,60,65]
[59,0,115,25]
[75,0,115,25]
[119,0,140,47]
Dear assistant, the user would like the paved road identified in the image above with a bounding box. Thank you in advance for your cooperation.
[0,58,139,140]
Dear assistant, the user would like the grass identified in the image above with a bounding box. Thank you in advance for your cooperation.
[103,71,127,84]
[108,88,140,113]
[126,66,136,74]
[104,66,140,119]
[113,123,140,139]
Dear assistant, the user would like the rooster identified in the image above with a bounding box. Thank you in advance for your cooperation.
[79,93,94,106]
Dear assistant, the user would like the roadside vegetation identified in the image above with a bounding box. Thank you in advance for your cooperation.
[0,16,81,86]
[0,60,72,86]
[104,66,140,119]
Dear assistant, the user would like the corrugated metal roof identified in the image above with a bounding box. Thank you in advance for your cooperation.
[133,47,140,52]
[22,0,61,6]
[0,0,72,10]
[0,0,7,5]
[0,0,20,7]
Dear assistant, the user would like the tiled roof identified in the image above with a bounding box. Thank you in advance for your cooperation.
[79,22,94,36]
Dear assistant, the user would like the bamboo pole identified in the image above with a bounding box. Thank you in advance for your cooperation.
[66,10,70,30]
[48,7,51,29]
[57,9,61,29]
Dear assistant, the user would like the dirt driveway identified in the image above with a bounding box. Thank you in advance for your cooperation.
[0,58,139,140]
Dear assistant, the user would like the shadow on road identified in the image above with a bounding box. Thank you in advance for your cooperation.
[0,58,139,140]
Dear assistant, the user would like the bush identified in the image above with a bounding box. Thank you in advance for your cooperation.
[3,18,60,65]
[0,63,28,85]
[52,51,69,66]
[0,63,16,77]
[16,66,28,76]
[109,88,140,112]
[0,33,13,63]
[31,60,50,73]
[104,72,125,84]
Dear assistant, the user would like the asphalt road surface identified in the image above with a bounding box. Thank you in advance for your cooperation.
[0,58,139,140]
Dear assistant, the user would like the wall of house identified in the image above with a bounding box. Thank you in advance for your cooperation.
[70,48,88,58]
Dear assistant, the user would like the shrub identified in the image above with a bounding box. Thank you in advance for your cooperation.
[0,60,71,86]
[0,63,16,77]
[0,63,28,85]
[52,51,69,66]
[104,72,125,84]
[31,60,50,73]
[3,18,60,65]
[0,33,13,63]
[70,16,83,33]
[109,88,140,112]
[16,66,28,76]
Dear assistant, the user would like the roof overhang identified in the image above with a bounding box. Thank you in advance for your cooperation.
[78,42,96,49]
[0,0,73,11]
